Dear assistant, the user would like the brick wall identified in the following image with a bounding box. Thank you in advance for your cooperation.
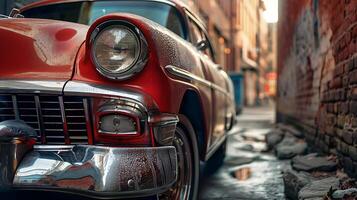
[277,0,357,176]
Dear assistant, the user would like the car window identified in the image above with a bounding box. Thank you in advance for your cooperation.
[20,2,83,24]
[88,1,185,38]
[188,17,215,60]
[188,18,204,45]
[21,1,186,39]
[203,34,215,60]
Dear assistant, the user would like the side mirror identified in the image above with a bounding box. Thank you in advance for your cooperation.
[216,65,223,70]
[9,8,24,18]
[196,40,209,51]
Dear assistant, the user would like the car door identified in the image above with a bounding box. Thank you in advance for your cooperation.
[187,16,228,150]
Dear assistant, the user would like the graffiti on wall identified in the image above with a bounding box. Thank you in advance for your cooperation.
[278,0,335,126]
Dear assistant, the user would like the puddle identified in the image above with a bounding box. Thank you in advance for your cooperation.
[230,167,252,181]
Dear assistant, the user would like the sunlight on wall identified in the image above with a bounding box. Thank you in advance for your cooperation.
[262,0,278,23]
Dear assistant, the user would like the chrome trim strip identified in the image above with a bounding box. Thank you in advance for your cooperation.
[165,65,211,88]
[64,81,152,112]
[82,98,93,144]
[165,65,230,96]
[0,80,156,112]
[11,95,19,120]
[34,96,46,144]
[58,96,70,144]
[96,103,144,136]
[13,145,177,198]
[0,80,65,94]
[33,145,74,150]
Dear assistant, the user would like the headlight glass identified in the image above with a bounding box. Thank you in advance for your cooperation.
[93,25,140,74]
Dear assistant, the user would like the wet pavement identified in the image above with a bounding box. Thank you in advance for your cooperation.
[1,106,289,200]
[199,106,290,200]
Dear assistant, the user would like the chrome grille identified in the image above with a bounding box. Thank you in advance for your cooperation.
[0,95,15,120]
[0,94,90,144]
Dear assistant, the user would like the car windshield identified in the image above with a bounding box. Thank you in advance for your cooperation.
[21,1,186,38]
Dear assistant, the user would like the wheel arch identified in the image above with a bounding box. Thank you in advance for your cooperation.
[178,89,206,161]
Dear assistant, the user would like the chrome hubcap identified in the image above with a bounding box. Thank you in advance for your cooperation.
[159,128,192,200]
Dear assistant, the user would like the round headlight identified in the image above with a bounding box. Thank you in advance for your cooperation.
[91,22,148,80]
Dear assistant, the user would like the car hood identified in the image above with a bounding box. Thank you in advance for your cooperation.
[0,18,88,80]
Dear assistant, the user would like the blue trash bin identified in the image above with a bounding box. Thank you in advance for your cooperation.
[229,73,244,114]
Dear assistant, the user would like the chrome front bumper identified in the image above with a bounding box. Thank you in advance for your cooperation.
[7,145,177,198]
[0,80,179,198]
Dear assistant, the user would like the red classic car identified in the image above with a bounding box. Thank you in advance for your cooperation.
[0,0,235,199]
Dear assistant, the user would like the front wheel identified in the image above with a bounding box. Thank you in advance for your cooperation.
[159,125,199,200]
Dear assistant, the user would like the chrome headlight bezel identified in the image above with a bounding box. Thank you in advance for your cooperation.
[90,20,148,80]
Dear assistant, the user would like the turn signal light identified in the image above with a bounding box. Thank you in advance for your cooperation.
[99,114,137,135]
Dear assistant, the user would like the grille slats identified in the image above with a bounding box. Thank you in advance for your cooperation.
[63,96,89,144]
[0,94,89,145]
[0,95,14,121]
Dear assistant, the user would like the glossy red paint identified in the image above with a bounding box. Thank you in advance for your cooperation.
[9,0,236,160]
[75,13,214,155]
[77,14,179,112]
[0,18,88,80]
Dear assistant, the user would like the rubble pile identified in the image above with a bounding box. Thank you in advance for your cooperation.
[265,124,307,159]
[266,124,357,200]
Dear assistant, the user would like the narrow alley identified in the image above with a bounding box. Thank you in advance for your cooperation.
[199,105,290,200]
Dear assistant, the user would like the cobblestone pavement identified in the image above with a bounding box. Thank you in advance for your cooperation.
[199,106,290,200]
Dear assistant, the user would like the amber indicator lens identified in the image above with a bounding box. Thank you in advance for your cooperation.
[94,25,140,74]
[99,114,137,135]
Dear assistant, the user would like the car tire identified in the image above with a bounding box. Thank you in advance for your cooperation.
[204,139,227,175]
[159,117,199,200]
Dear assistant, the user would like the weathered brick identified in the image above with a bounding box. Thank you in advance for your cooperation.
[351,87,357,100]
[334,103,339,114]
[352,25,357,38]
[343,156,354,175]
[336,138,342,152]
[343,75,349,86]
[341,102,349,114]
[327,114,337,126]
[348,57,355,71]
[341,141,350,155]
[325,125,335,136]
[351,116,357,127]
[342,130,353,144]
[349,69,357,84]
[326,103,334,113]
[324,135,331,145]
[336,128,344,138]
[352,130,357,144]
[337,115,347,128]
[331,77,343,88]
[352,162,357,177]
[334,66,345,77]
[345,31,352,44]
[278,0,357,178]
[349,146,357,161]
[350,101,357,114]
[339,89,347,101]
[326,134,337,148]
[329,91,335,102]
